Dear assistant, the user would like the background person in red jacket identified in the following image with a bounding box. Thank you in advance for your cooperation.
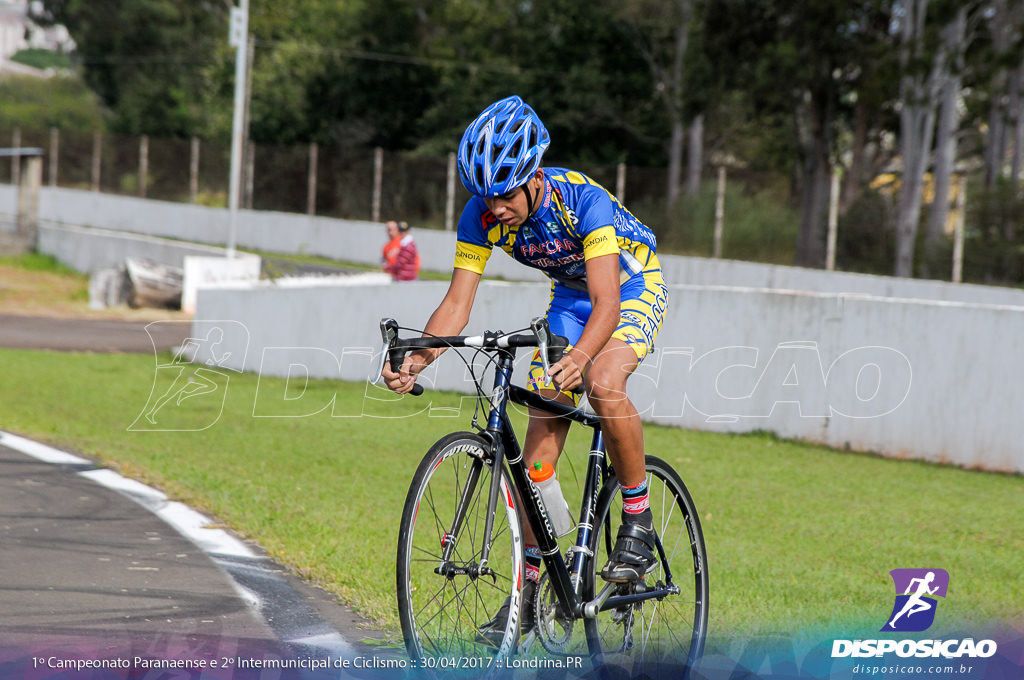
[382,220,420,281]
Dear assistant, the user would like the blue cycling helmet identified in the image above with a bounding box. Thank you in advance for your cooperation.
[457,95,550,197]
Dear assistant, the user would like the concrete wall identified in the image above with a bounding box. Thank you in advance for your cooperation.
[657,257,1024,307]
[37,222,237,273]
[192,280,1024,474]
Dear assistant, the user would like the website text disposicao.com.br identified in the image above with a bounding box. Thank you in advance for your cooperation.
[835,638,997,676]
[849,661,981,676]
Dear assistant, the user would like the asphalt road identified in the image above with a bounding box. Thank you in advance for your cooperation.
[0,313,192,353]
[0,314,400,678]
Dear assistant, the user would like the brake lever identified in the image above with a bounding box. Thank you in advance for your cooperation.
[530,317,553,387]
[370,318,398,386]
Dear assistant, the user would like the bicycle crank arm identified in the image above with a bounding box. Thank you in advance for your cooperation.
[583,581,681,617]
[603,583,681,611]
[582,582,617,619]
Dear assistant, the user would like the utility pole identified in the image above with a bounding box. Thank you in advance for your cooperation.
[227,0,249,258]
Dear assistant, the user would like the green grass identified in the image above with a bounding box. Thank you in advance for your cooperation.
[0,348,1021,644]
[242,249,455,282]
[0,252,82,275]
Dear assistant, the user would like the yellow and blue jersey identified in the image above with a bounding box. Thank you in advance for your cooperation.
[453,168,670,401]
[454,167,660,290]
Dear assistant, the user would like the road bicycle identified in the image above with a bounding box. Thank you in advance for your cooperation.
[375,317,709,676]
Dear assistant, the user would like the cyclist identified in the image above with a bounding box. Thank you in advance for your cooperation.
[380,95,668,642]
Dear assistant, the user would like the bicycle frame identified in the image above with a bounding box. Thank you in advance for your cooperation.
[474,348,607,621]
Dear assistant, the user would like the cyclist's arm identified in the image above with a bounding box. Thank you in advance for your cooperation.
[421,267,481,357]
[381,267,481,393]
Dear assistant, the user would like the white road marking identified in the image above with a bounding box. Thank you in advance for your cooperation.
[0,429,357,660]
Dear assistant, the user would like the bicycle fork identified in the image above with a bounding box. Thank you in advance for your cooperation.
[436,350,521,581]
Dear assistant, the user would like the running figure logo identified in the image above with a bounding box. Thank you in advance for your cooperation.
[881,568,949,632]
[129,321,249,432]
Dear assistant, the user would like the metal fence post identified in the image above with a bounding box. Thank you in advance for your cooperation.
[713,166,726,259]
[372,146,383,222]
[139,135,149,198]
[189,137,200,204]
[445,151,456,231]
[826,168,841,271]
[49,128,59,187]
[307,142,318,216]
[952,176,966,283]
[616,162,626,204]
[91,131,102,192]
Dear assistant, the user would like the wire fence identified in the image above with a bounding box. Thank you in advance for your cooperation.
[3,126,1023,287]
[0,126,802,264]
[0,127,674,229]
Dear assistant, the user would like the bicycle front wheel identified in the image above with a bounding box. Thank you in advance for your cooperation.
[585,455,709,676]
[396,432,523,661]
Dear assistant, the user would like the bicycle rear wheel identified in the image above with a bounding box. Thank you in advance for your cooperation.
[584,455,709,676]
[396,432,523,661]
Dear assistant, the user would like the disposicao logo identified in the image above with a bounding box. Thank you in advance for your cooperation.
[831,568,998,660]
[882,568,948,632]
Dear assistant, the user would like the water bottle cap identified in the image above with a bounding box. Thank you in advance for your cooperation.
[529,460,554,482]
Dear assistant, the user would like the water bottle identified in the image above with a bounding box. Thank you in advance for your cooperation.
[529,461,575,537]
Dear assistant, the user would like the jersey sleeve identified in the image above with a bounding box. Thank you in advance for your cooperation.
[454,198,494,275]
[582,226,619,260]
[571,182,619,260]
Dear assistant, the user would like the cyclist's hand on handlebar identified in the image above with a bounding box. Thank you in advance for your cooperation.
[548,350,586,393]
[381,353,428,394]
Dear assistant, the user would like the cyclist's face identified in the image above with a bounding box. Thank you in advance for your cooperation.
[484,172,543,226]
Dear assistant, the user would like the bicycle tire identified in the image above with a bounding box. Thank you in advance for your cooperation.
[396,431,524,662]
[583,455,709,676]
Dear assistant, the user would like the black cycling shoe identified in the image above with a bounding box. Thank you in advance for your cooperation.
[476,579,538,648]
[601,518,658,583]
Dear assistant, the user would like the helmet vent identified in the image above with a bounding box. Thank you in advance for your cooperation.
[494,166,511,186]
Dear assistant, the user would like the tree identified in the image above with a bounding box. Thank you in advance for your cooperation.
[0,74,105,132]
[923,4,973,275]
[893,0,977,278]
[702,1,897,268]
[619,0,700,208]
[245,0,363,145]
[37,0,230,138]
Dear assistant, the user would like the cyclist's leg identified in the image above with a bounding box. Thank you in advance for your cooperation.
[589,271,668,582]
[521,400,574,544]
[588,343,659,583]
[584,339,645,486]
[476,401,573,644]
[586,267,666,491]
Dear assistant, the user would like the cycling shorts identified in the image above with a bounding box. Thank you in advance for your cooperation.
[525,258,668,403]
